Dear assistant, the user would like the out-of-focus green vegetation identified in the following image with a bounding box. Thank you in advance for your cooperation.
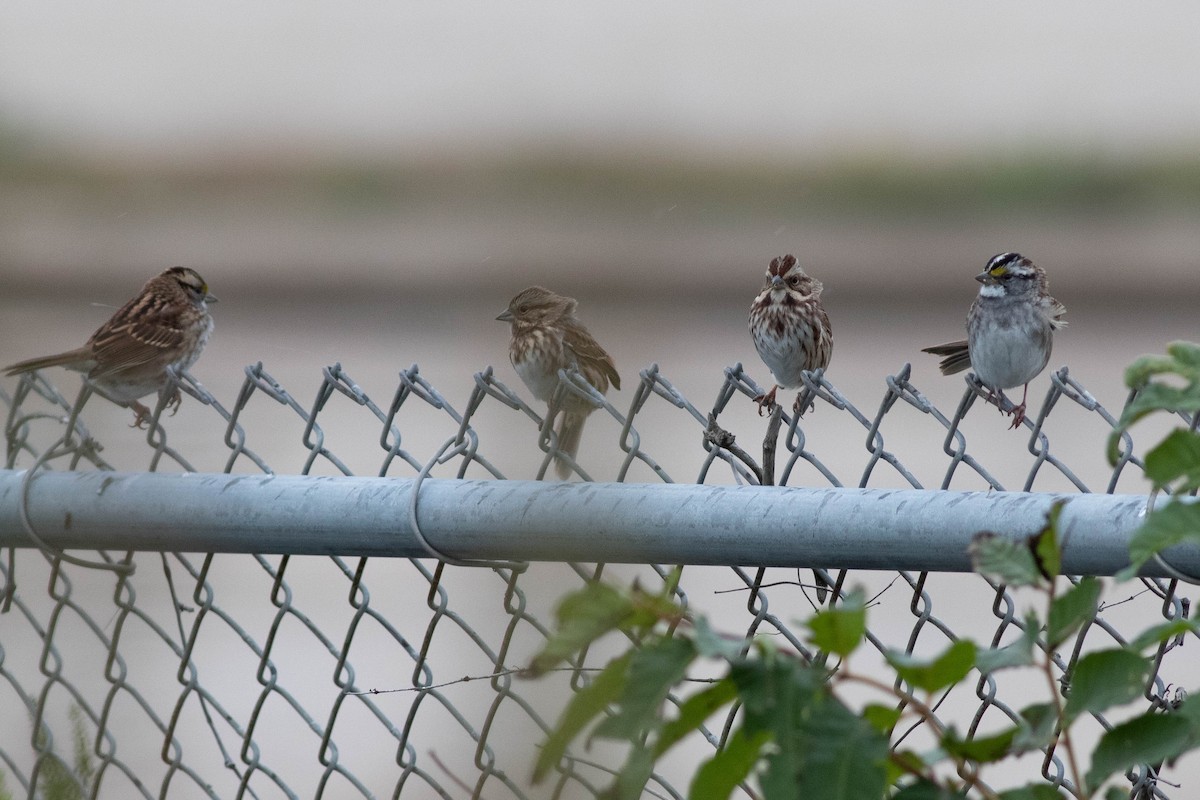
[3,127,1198,220]
[0,704,96,800]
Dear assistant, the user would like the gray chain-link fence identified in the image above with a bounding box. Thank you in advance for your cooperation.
[0,360,1194,799]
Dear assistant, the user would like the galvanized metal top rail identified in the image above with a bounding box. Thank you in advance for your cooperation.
[0,469,1183,577]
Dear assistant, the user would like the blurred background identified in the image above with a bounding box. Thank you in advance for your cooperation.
[1,3,1200,797]
[1,2,1198,414]
[2,1,1199,489]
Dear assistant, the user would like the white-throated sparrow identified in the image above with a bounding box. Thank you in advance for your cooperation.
[4,266,217,426]
[923,252,1066,428]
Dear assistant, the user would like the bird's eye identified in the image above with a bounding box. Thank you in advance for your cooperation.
[788,276,800,285]
[518,305,528,313]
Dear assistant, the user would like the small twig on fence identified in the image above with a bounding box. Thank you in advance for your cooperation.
[350,666,723,697]
[759,405,832,605]
[1041,583,1086,799]
[1097,586,1151,612]
[533,750,681,800]
[704,412,762,483]
[350,668,531,695]
[746,407,784,613]
[714,578,808,594]
[429,750,494,800]
[761,404,782,487]
[868,574,901,605]
[718,576,894,613]
[839,669,1001,800]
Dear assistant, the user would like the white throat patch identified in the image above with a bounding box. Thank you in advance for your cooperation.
[979,284,1005,299]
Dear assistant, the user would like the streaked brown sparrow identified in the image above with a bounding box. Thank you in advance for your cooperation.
[497,286,620,478]
[748,254,832,414]
[4,266,217,426]
[923,252,1066,428]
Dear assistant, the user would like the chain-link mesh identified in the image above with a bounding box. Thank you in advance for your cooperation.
[0,359,1194,799]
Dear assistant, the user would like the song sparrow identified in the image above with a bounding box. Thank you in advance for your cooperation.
[748,254,833,413]
[923,252,1066,429]
[4,266,217,426]
[497,286,620,478]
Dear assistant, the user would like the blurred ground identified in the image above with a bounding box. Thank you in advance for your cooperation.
[1,155,1198,303]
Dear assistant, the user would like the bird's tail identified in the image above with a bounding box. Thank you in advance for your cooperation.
[3,348,92,377]
[921,340,972,376]
[554,410,588,479]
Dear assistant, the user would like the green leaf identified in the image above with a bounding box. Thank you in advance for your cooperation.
[1145,429,1200,492]
[1064,649,1151,721]
[1167,340,1200,369]
[807,588,867,657]
[654,678,739,757]
[887,750,928,785]
[1123,350,1193,388]
[1108,343,1200,463]
[1102,787,1129,800]
[1125,618,1200,651]
[732,658,822,731]
[1170,694,1200,754]
[688,727,770,800]
[888,641,977,694]
[862,703,903,734]
[533,652,632,782]
[692,615,743,660]
[1032,503,1066,580]
[732,658,887,800]
[732,659,820,793]
[975,621,1037,672]
[969,532,1043,587]
[893,779,969,798]
[1013,703,1058,752]
[528,583,641,674]
[609,746,656,800]
[1046,577,1101,648]
[791,698,889,800]
[1122,344,1200,403]
[940,725,1017,763]
[1085,712,1192,791]
[592,636,695,741]
[1121,500,1200,579]
[1123,382,1200,419]
[1111,385,1200,462]
[997,785,1067,799]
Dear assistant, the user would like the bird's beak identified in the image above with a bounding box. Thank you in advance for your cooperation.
[974,271,993,285]
[771,275,784,289]
[206,292,219,303]
[496,309,513,322]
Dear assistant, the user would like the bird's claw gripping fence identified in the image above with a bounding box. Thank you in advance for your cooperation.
[0,359,1195,799]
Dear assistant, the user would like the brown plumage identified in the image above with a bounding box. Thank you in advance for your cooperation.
[4,266,217,425]
[497,286,619,478]
[748,254,832,413]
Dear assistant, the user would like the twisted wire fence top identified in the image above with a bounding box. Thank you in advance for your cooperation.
[0,356,1194,800]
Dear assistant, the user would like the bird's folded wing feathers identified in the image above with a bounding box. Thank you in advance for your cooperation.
[563,325,621,390]
[87,300,193,378]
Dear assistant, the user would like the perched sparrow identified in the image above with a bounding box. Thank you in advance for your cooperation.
[4,266,217,426]
[923,252,1066,428]
[497,286,620,478]
[748,254,832,414]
